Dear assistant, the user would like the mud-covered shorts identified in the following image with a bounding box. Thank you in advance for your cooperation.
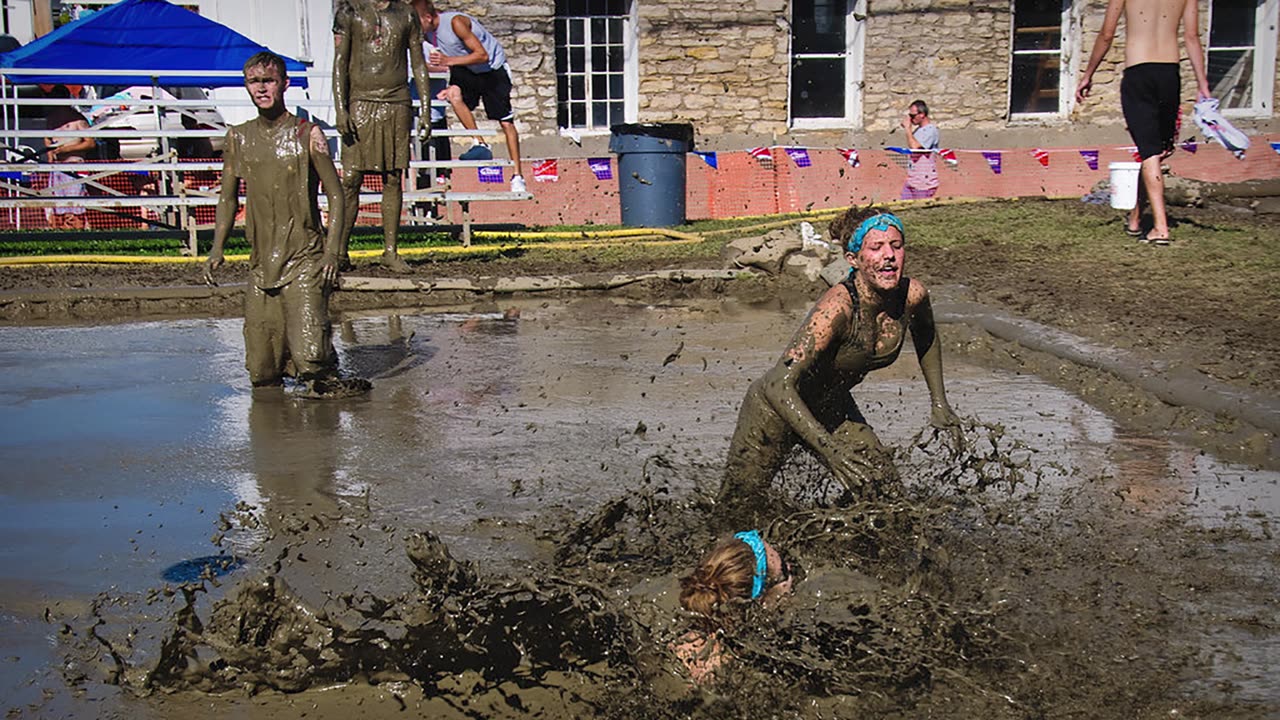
[340,100,413,172]
[243,260,337,386]
[1121,62,1181,160]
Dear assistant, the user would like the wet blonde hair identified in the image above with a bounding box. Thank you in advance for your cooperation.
[678,536,757,617]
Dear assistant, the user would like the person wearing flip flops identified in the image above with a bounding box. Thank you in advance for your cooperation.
[1076,0,1211,246]
[412,0,526,194]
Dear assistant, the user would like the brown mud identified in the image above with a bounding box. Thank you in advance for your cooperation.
[2,199,1278,718]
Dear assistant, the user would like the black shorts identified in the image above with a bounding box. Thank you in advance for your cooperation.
[1121,62,1180,160]
[449,66,514,122]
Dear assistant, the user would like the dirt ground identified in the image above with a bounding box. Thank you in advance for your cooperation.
[2,198,1278,718]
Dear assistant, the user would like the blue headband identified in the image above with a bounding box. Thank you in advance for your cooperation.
[847,213,905,254]
[734,530,768,600]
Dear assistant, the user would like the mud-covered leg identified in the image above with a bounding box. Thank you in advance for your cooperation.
[338,169,363,270]
[718,385,796,526]
[380,172,411,274]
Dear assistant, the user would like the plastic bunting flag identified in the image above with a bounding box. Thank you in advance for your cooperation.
[1270,141,1279,156]
[1079,149,1099,170]
[531,158,558,182]
[981,151,1002,174]
[1032,148,1050,167]
[747,146,773,167]
[938,148,958,166]
[1180,138,1198,154]
[884,146,913,170]
[588,157,612,181]
[478,166,504,183]
[837,147,860,168]
[691,150,718,169]
[784,147,812,168]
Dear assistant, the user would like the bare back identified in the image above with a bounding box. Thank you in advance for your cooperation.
[1122,0,1190,66]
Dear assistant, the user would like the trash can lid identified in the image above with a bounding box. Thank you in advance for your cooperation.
[610,123,694,144]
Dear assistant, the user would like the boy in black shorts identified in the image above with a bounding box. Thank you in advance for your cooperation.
[413,0,526,193]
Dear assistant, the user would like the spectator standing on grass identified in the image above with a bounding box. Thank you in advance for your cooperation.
[1075,0,1211,245]
[411,0,526,194]
[899,100,940,201]
[204,52,370,399]
[332,0,432,273]
[43,85,94,230]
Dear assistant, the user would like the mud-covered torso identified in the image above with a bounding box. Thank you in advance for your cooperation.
[227,114,324,290]
[797,275,909,405]
[334,0,416,103]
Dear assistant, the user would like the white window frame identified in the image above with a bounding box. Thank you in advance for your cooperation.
[1007,0,1082,121]
[1205,0,1278,117]
[788,0,866,130]
[554,0,638,136]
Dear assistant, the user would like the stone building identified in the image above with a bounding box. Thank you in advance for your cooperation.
[458,0,1278,153]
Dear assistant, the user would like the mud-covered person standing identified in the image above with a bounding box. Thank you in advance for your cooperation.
[203,52,370,399]
[332,0,432,273]
[719,207,960,518]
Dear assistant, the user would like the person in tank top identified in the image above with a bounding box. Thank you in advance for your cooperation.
[718,207,961,521]
[411,0,527,194]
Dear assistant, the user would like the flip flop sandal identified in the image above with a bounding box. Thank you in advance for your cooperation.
[1140,233,1172,246]
[1125,226,1144,238]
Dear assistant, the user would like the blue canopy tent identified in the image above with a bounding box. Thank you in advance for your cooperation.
[0,0,308,87]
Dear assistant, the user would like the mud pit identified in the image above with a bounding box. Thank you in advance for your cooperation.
[1,298,1277,719]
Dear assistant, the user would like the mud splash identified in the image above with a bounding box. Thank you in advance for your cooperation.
[5,302,1277,719]
[56,422,1058,717]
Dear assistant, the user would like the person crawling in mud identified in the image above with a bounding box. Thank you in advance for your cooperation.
[719,206,959,509]
[204,52,370,398]
[672,529,794,683]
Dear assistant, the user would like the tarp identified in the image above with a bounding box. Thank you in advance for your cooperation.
[0,0,308,88]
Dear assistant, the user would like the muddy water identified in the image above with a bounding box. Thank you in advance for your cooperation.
[0,297,1276,718]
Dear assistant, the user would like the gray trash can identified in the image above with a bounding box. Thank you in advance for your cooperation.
[608,123,694,227]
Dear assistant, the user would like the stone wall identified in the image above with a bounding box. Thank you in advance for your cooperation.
[444,0,1276,144]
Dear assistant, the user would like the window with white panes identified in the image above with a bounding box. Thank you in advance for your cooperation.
[554,0,637,131]
[789,0,866,128]
[1206,0,1278,116]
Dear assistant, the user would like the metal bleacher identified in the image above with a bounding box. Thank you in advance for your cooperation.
[0,68,531,252]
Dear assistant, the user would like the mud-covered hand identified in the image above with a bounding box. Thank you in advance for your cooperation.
[826,444,873,495]
[320,253,340,289]
[335,107,355,138]
[417,104,432,144]
[203,251,223,287]
[930,401,964,449]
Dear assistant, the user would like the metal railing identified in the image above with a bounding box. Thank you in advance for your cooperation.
[0,67,518,250]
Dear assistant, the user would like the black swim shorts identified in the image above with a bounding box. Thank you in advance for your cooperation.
[449,65,514,122]
[1120,62,1180,160]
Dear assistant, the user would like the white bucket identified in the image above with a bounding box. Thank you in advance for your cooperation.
[1109,161,1141,210]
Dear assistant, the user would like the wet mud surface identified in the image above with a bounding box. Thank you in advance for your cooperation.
[1,299,1277,719]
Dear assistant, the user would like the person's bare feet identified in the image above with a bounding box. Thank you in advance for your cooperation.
[381,250,412,274]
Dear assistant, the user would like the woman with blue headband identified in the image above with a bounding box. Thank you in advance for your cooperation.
[719,206,959,511]
[672,529,792,682]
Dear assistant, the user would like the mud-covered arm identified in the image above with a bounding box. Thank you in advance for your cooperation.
[907,281,958,428]
[760,288,850,460]
[408,15,431,133]
[1075,0,1124,103]
[332,19,354,135]
[204,130,240,286]
[309,125,344,287]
